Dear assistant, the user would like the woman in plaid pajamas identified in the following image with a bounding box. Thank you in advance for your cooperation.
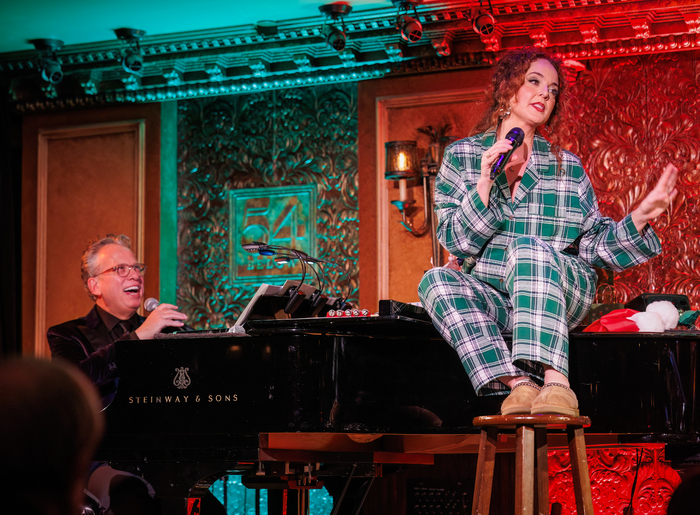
[418,47,678,416]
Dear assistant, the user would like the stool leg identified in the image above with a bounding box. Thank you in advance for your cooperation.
[567,426,595,515]
[472,427,498,515]
[515,425,535,515]
[535,427,549,515]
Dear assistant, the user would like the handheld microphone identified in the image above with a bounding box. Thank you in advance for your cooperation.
[490,127,524,180]
[144,298,159,311]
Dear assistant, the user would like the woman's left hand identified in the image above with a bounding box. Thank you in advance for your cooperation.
[631,163,679,233]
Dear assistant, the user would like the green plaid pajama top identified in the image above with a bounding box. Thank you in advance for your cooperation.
[417,131,662,395]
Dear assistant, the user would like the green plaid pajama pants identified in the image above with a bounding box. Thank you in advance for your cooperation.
[418,236,597,396]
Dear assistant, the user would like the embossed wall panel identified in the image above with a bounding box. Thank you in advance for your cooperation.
[549,447,681,515]
[568,50,700,307]
[177,85,358,328]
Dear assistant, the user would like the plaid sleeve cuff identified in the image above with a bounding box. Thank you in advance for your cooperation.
[622,214,661,256]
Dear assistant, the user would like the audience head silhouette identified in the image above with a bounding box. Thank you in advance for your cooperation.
[0,358,105,515]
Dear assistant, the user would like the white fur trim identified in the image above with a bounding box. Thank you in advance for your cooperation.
[628,311,665,333]
[646,300,679,330]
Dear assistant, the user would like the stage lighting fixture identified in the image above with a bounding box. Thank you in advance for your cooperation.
[398,14,422,42]
[324,24,347,51]
[319,3,352,52]
[114,28,146,74]
[30,39,64,84]
[255,20,279,37]
[472,0,496,36]
[473,11,496,36]
[392,1,422,43]
[41,59,63,84]
[122,50,144,73]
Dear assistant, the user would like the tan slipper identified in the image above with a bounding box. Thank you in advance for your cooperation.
[530,382,579,417]
[501,381,541,415]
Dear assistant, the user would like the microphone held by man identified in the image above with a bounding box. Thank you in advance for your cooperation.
[141,297,189,337]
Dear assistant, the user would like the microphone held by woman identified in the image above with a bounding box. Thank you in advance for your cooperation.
[490,127,525,179]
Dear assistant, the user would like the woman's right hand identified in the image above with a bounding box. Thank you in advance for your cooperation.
[480,140,514,180]
[477,140,514,204]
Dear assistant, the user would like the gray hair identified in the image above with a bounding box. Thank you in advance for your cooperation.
[81,234,131,300]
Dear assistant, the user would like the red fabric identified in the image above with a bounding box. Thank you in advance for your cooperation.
[583,308,640,332]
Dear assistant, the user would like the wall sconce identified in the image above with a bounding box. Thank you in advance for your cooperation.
[386,130,459,267]
[385,140,419,230]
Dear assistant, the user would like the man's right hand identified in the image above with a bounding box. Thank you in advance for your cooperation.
[134,303,188,340]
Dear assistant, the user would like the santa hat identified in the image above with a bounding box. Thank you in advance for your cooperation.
[583,300,679,333]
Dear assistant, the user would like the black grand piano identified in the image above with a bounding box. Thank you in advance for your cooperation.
[96,301,700,514]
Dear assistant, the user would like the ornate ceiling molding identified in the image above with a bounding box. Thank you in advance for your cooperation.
[2,0,699,112]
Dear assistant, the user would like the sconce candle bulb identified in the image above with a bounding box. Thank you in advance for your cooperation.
[399,179,407,202]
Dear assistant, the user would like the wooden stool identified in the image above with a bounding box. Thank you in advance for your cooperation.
[471,414,594,515]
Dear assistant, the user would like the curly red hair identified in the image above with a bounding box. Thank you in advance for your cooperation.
[474,47,571,169]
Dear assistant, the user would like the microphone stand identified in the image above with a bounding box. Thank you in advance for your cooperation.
[243,241,352,310]
[276,254,330,314]
[243,242,310,314]
[275,253,325,292]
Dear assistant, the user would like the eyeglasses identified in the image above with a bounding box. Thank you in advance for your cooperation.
[95,263,147,278]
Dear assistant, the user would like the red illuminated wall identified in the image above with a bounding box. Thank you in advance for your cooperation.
[567,50,700,307]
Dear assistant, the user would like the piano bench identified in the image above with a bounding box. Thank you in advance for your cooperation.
[471,414,594,515]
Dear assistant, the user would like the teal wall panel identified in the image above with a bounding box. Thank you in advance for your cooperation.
[176,85,358,328]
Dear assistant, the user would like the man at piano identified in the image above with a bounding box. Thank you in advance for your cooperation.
[418,47,678,418]
[47,233,188,515]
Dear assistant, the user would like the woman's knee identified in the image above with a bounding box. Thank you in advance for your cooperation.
[418,267,460,300]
